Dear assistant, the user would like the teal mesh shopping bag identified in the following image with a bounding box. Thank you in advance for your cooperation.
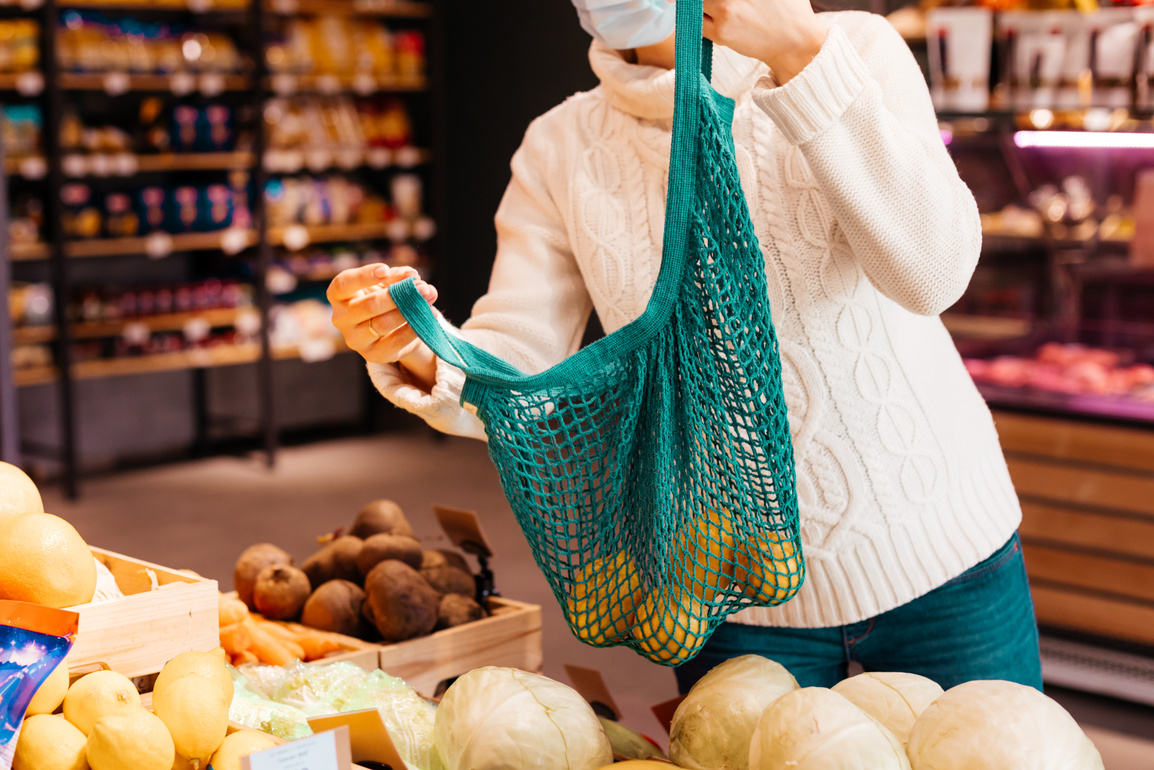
[390,0,803,665]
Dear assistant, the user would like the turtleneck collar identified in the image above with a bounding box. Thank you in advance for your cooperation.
[588,39,768,121]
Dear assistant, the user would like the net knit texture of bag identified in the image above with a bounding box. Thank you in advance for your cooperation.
[392,1,803,666]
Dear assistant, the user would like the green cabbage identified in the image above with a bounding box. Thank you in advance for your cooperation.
[831,672,943,748]
[906,680,1103,769]
[434,667,612,770]
[669,655,798,770]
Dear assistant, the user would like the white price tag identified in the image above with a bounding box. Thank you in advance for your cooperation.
[15,71,43,96]
[113,153,138,177]
[304,148,331,172]
[298,338,336,363]
[283,150,304,173]
[145,232,175,259]
[19,0,43,10]
[387,219,410,242]
[18,157,46,180]
[366,147,392,169]
[271,74,297,95]
[336,148,362,170]
[282,225,310,252]
[352,72,376,95]
[199,72,225,97]
[183,317,211,343]
[186,0,212,12]
[103,72,131,96]
[266,267,298,295]
[270,0,299,13]
[89,155,112,177]
[235,308,262,336]
[122,322,151,347]
[412,217,436,242]
[169,71,196,96]
[242,729,343,770]
[316,74,340,95]
[220,228,251,256]
[394,146,421,168]
[62,155,87,178]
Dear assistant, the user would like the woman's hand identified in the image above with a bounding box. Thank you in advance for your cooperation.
[701,0,827,85]
[327,264,439,392]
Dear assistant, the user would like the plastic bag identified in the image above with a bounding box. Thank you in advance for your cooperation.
[345,670,441,770]
[0,601,79,770]
[228,667,312,741]
[237,660,369,716]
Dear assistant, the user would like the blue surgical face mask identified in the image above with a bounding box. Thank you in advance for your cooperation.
[572,0,676,51]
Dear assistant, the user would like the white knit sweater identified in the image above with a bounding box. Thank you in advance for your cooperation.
[369,11,1022,628]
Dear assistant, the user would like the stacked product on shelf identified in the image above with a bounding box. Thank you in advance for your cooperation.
[1,0,439,494]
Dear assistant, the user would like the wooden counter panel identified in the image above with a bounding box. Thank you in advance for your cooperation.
[994,410,1154,474]
[1006,457,1154,519]
[1031,582,1154,647]
[1021,542,1154,603]
[1019,501,1154,561]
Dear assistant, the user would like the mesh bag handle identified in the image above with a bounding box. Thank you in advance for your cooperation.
[392,0,803,666]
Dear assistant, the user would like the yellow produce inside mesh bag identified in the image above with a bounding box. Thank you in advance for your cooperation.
[676,508,737,601]
[566,551,643,645]
[631,588,708,665]
[737,527,803,604]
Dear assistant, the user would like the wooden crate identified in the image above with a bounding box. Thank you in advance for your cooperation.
[65,547,219,679]
[376,596,543,696]
[994,410,1154,647]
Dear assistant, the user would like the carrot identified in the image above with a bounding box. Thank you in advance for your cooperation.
[219,595,250,627]
[242,617,298,666]
[253,618,343,661]
[231,650,258,666]
[219,621,252,658]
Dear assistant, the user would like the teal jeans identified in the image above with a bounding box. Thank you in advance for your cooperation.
[674,533,1043,693]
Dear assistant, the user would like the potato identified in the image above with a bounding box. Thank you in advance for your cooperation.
[420,551,476,597]
[235,543,294,610]
[300,580,369,638]
[433,549,471,573]
[350,500,414,539]
[362,560,439,642]
[357,534,423,577]
[302,536,363,587]
[253,565,311,620]
[436,593,484,630]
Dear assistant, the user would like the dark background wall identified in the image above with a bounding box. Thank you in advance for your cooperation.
[436,2,598,323]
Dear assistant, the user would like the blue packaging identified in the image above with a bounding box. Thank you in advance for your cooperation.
[0,601,79,770]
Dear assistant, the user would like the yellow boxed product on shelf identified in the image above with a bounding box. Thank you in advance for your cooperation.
[66,547,219,679]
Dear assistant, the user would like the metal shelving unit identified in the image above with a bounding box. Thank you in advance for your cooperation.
[1,0,440,494]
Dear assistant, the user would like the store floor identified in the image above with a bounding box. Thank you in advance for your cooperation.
[42,429,1154,767]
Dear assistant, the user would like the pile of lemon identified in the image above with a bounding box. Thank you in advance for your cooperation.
[0,461,97,609]
[14,648,277,770]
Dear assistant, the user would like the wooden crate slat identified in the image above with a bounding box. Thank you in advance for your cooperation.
[1020,501,1154,561]
[66,548,219,679]
[1006,456,1154,519]
[994,410,1154,474]
[1032,582,1154,647]
[1022,542,1154,602]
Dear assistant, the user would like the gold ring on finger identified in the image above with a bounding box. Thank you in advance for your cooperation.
[367,317,383,340]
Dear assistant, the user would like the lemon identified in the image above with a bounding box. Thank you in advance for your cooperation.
[0,461,44,518]
[86,709,174,770]
[154,648,233,705]
[171,751,195,770]
[26,659,70,716]
[565,551,642,645]
[208,730,279,770]
[152,673,229,769]
[632,589,707,664]
[12,714,89,770]
[737,531,802,604]
[677,508,737,601]
[63,670,141,736]
[0,512,97,608]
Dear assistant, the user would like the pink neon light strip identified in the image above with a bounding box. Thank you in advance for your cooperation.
[1014,131,1154,149]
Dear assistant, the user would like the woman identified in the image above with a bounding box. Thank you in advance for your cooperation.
[328,0,1043,693]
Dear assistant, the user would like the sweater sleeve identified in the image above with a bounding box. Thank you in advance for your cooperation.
[367,116,595,439]
[752,14,981,317]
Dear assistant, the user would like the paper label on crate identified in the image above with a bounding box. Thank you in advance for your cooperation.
[242,725,350,770]
[565,665,620,720]
[651,695,686,736]
[308,710,410,770]
[434,506,494,557]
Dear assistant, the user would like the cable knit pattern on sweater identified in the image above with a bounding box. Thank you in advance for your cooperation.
[367,11,1022,628]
